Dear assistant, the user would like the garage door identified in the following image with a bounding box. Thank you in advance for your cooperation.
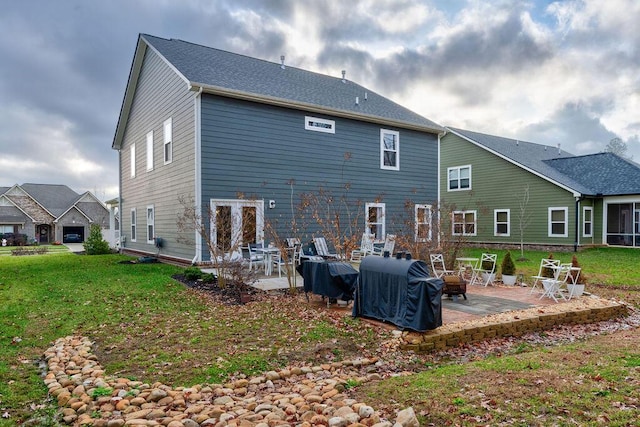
[62,226,85,243]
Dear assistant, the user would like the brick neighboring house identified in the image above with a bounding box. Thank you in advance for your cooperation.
[0,183,111,245]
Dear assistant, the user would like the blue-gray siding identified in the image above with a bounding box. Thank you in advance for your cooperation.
[200,94,439,252]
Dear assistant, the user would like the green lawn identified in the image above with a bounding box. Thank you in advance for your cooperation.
[0,248,639,425]
[0,244,70,256]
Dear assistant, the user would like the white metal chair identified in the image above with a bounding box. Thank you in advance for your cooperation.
[350,233,375,262]
[473,253,497,286]
[540,263,569,302]
[371,234,396,256]
[247,242,266,272]
[430,253,454,278]
[530,258,561,293]
[286,238,302,265]
[564,266,582,299]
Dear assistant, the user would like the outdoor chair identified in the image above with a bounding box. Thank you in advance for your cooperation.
[540,263,571,302]
[350,233,375,262]
[371,234,396,256]
[285,237,302,265]
[530,258,561,293]
[247,242,266,272]
[472,253,497,286]
[430,253,454,278]
[313,237,340,259]
[272,245,298,277]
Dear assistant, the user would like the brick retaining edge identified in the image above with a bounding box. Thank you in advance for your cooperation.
[400,302,630,353]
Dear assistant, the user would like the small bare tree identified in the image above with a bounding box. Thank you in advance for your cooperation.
[176,195,256,289]
[393,199,469,270]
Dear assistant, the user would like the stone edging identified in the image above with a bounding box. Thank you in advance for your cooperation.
[400,299,630,352]
[44,336,419,427]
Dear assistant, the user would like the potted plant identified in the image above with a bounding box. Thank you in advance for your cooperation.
[500,251,517,285]
[567,254,587,297]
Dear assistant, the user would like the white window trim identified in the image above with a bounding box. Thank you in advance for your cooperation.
[494,209,510,237]
[146,205,155,244]
[583,206,593,238]
[163,118,173,165]
[130,144,136,178]
[130,208,137,242]
[415,204,432,242]
[447,165,472,191]
[452,210,477,236]
[380,129,399,171]
[146,131,154,171]
[305,116,335,134]
[365,202,386,240]
[548,207,569,237]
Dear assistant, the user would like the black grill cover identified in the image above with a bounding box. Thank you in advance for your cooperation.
[353,256,444,331]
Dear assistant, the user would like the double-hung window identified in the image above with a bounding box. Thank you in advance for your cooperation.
[146,205,155,244]
[494,209,510,236]
[548,207,568,237]
[452,210,476,236]
[130,208,137,242]
[448,165,471,191]
[415,204,432,242]
[380,129,399,170]
[366,202,386,238]
[583,206,593,237]
[146,131,154,171]
[163,118,173,164]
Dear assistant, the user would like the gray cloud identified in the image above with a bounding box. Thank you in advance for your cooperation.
[520,102,618,154]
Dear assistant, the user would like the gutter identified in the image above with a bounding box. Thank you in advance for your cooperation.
[574,196,582,252]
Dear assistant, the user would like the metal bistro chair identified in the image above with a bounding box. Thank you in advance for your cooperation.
[473,253,497,286]
[530,258,561,294]
[540,263,569,302]
[247,242,266,272]
[430,253,454,278]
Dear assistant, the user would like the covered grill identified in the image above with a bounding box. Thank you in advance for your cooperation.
[353,255,444,331]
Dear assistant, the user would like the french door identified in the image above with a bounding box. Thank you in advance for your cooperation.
[210,199,264,254]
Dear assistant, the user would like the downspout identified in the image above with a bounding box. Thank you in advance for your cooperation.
[437,130,447,246]
[574,196,582,252]
[192,85,204,265]
[118,149,124,252]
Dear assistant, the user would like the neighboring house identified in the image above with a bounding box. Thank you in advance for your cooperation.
[0,184,111,244]
[112,34,443,264]
[440,127,640,249]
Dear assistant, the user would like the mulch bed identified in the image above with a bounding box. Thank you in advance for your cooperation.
[172,274,271,305]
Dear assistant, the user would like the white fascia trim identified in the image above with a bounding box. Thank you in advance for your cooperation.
[55,206,92,224]
[446,128,582,198]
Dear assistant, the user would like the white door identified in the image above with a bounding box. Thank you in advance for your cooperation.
[210,199,264,255]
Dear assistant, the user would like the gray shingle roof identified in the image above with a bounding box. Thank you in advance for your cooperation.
[141,34,442,132]
[545,153,640,196]
[446,127,640,196]
[0,187,9,195]
[20,183,81,217]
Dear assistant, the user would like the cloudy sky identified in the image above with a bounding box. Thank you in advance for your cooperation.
[1,0,638,201]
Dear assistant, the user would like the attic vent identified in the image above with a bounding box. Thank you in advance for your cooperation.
[364,92,368,101]
[341,70,346,83]
[355,96,359,105]
[557,143,561,155]
[280,55,285,70]
[516,140,519,146]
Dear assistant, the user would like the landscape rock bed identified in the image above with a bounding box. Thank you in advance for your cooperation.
[44,336,418,427]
